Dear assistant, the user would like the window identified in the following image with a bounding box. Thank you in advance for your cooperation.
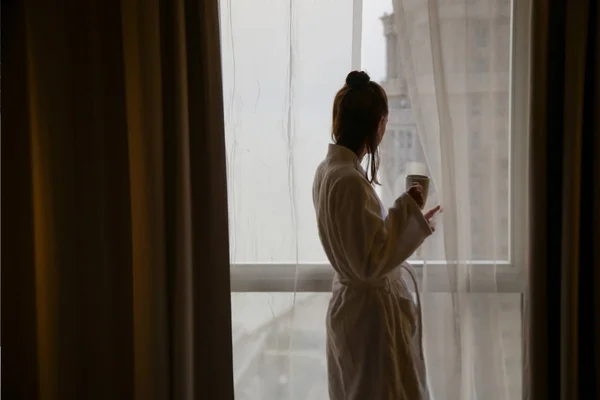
[389,95,411,110]
[469,93,484,116]
[474,22,490,48]
[223,0,529,398]
[388,97,402,109]
[470,55,490,73]
[399,96,410,108]
[496,92,508,117]
[470,129,481,149]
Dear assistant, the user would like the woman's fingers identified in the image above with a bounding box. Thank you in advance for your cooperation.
[408,183,422,191]
[424,205,442,220]
[407,184,425,208]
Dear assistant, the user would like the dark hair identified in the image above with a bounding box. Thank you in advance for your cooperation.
[332,71,389,185]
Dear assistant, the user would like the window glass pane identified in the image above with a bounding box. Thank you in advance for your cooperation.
[231,292,523,399]
[223,0,520,398]
[219,0,355,264]
[378,0,512,261]
[231,293,329,399]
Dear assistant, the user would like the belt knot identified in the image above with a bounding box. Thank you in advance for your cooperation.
[337,276,392,294]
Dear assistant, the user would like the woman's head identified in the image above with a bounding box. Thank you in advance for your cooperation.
[332,70,389,184]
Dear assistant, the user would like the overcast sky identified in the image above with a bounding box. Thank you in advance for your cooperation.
[362,0,394,82]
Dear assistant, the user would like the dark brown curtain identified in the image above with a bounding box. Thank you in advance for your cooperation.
[526,0,600,399]
[2,0,234,399]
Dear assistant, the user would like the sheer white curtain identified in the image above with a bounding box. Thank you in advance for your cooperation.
[389,0,527,399]
[220,1,360,399]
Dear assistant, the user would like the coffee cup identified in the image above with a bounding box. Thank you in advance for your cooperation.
[405,174,430,206]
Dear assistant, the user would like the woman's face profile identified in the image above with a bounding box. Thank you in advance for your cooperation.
[376,115,388,145]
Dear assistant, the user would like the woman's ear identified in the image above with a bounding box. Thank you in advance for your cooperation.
[379,115,389,130]
[377,116,387,143]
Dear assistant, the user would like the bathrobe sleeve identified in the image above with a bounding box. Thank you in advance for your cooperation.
[331,174,432,278]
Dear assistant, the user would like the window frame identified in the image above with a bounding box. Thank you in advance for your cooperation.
[229,0,530,294]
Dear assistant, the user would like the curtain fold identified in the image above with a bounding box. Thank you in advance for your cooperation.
[526,0,600,399]
[1,0,234,399]
[390,0,525,398]
[221,1,358,398]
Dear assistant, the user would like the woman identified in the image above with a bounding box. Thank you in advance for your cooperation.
[313,71,440,400]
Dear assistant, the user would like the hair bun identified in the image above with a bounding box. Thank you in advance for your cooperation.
[346,70,370,89]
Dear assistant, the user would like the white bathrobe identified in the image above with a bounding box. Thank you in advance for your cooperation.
[313,144,432,400]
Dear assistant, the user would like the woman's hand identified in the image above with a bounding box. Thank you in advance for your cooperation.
[424,205,442,232]
[424,205,441,221]
[407,184,425,209]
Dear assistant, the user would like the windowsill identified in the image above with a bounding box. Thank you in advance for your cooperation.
[230,261,525,293]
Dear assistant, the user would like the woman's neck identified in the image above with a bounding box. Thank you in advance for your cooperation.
[336,141,366,160]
